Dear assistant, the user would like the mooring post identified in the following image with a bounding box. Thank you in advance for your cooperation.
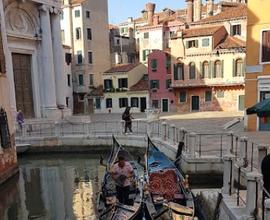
[246,172,262,217]
[239,137,248,166]
[222,155,235,195]
[265,199,270,220]
[258,146,268,173]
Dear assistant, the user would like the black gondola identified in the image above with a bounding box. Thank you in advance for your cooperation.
[145,137,195,220]
[97,136,143,220]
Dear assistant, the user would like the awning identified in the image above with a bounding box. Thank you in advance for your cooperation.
[246,98,270,117]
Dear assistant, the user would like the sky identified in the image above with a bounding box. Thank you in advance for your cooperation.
[108,0,211,24]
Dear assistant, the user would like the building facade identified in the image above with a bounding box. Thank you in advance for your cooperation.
[0,0,17,185]
[61,0,111,114]
[99,64,148,113]
[245,0,270,131]
[148,50,176,112]
[3,0,71,119]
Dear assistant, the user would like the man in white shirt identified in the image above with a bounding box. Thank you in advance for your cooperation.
[110,155,134,205]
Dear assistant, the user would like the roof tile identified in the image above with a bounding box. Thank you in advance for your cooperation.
[104,63,140,73]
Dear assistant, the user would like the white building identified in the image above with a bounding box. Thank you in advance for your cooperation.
[61,0,111,114]
[3,0,71,119]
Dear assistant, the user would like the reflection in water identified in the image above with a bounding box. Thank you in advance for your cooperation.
[0,154,105,220]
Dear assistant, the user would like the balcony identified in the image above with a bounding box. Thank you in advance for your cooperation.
[172,76,245,88]
[103,88,129,93]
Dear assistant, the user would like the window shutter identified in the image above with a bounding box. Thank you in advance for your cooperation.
[200,62,203,78]
[185,41,189,49]
[174,64,178,80]
[195,40,199,48]
[232,59,236,77]
[221,60,224,78]
[242,59,246,76]
[143,50,146,61]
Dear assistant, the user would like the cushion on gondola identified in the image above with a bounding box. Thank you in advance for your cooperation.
[149,172,163,194]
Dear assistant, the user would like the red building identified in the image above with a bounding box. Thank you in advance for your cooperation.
[148,50,176,112]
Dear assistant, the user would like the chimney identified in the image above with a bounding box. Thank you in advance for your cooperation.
[217,3,222,14]
[206,0,214,17]
[145,3,156,25]
[186,0,193,23]
[193,0,201,22]
[153,15,159,26]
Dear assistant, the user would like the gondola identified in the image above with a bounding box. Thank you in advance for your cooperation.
[145,137,195,220]
[97,136,143,220]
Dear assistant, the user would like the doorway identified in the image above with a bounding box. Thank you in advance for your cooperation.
[140,97,146,112]
[12,53,34,118]
[162,99,169,112]
[191,96,200,111]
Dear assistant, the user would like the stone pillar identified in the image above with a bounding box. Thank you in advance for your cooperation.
[258,146,268,173]
[265,199,270,220]
[161,121,167,141]
[186,0,193,23]
[188,132,196,157]
[246,172,262,217]
[51,8,66,108]
[39,5,58,116]
[222,155,235,195]
[239,137,248,166]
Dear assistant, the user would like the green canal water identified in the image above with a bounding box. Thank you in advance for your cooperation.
[0,153,110,220]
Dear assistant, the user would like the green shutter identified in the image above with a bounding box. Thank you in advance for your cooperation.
[151,59,157,70]
[232,59,236,77]
[143,50,146,61]
[221,60,224,78]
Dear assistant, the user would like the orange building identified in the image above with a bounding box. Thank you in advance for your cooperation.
[245,0,270,131]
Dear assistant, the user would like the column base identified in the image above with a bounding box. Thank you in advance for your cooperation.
[42,107,72,119]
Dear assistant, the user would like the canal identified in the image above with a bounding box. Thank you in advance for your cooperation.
[0,153,110,220]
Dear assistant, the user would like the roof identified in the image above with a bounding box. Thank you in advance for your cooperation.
[129,75,149,91]
[194,5,247,24]
[104,63,140,73]
[216,36,246,49]
[182,26,224,38]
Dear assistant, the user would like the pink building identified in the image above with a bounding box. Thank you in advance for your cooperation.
[148,50,176,112]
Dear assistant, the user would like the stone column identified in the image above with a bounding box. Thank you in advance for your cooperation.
[246,172,262,217]
[39,5,57,114]
[222,155,235,195]
[51,8,66,108]
[265,199,270,220]
[188,132,196,157]
[258,146,268,173]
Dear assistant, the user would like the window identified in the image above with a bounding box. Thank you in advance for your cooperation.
[104,79,113,90]
[61,12,64,20]
[152,100,159,109]
[202,61,209,79]
[150,80,159,89]
[179,91,187,103]
[186,40,198,49]
[232,24,241,36]
[106,98,112,108]
[87,28,92,40]
[77,51,82,64]
[214,60,222,78]
[117,39,120,45]
[170,31,175,39]
[142,49,151,61]
[131,97,139,107]
[189,62,196,79]
[76,27,81,40]
[235,59,244,77]
[174,63,184,80]
[261,30,270,62]
[86,10,90,18]
[88,52,93,64]
[202,38,210,47]
[75,10,80,17]
[65,53,72,65]
[119,98,128,108]
[166,79,171,89]
[78,74,84,86]
[216,91,224,98]
[118,78,128,88]
[78,94,84,101]
[66,97,69,107]
[144,32,149,39]
[121,27,128,33]
[89,74,94,86]
[151,59,157,71]
[67,74,71,87]
[205,91,212,102]
[95,98,101,109]
[61,30,65,42]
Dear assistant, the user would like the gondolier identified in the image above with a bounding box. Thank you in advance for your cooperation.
[110,154,134,205]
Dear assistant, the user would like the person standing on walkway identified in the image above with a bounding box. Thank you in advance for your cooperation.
[16,110,24,130]
[122,107,133,134]
[110,154,134,205]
